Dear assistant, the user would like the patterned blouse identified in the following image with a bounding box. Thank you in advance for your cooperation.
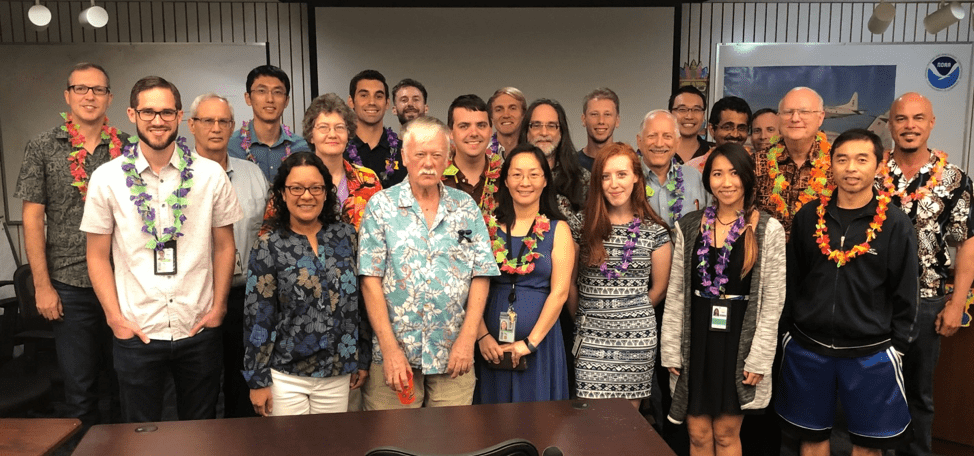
[242,222,369,389]
[341,159,383,230]
[878,151,974,298]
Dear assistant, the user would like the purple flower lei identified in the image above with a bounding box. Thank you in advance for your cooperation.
[488,133,501,157]
[121,137,195,251]
[345,127,400,181]
[600,217,642,279]
[240,120,292,164]
[696,206,747,298]
[666,158,686,224]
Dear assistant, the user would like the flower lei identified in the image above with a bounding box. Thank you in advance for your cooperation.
[61,112,124,200]
[813,186,890,268]
[121,137,194,251]
[487,214,550,275]
[600,217,642,279]
[479,151,503,217]
[696,206,747,297]
[766,132,831,218]
[881,149,948,206]
[644,158,685,224]
[240,120,293,164]
[346,127,400,182]
[488,134,501,156]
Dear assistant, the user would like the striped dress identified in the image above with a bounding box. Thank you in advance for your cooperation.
[575,221,670,399]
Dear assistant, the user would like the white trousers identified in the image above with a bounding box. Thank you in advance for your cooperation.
[269,369,350,416]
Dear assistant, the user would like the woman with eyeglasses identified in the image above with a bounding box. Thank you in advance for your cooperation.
[474,145,573,404]
[661,143,786,456]
[242,152,368,416]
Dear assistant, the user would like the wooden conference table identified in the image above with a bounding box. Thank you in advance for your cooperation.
[73,398,675,455]
[0,418,81,456]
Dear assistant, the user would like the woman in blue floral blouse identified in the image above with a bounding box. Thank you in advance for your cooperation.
[242,152,369,416]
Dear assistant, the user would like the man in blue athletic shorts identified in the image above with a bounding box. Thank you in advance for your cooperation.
[777,128,919,456]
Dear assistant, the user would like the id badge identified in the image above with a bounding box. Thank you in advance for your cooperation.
[710,304,729,332]
[498,312,516,343]
[571,314,586,358]
[233,250,243,276]
[154,239,177,275]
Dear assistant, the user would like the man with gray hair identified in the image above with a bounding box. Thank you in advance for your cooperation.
[357,116,499,410]
[637,109,709,228]
[188,93,268,418]
[578,87,621,171]
[755,86,831,236]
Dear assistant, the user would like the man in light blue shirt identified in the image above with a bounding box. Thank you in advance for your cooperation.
[228,65,309,181]
[358,116,499,410]
[637,109,710,228]
[188,93,269,418]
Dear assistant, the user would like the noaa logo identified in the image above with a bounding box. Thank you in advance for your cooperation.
[927,55,960,91]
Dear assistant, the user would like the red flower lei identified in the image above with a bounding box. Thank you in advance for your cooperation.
[880,149,948,206]
[479,150,503,218]
[766,132,831,218]
[487,214,550,275]
[813,186,890,267]
[61,112,123,200]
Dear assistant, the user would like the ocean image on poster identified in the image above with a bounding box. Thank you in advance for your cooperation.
[723,65,896,147]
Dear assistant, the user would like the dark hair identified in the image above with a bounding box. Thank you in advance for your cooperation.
[583,87,620,115]
[302,93,357,145]
[752,108,778,119]
[581,142,667,266]
[267,152,340,231]
[129,76,181,110]
[668,85,707,111]
[392,78,428,104]
[830,128,884,164]
[448,94,490,128]
[518,99,585,211]
[701,143,758,276]
[348,69,388,99]
[246,65,291,96]
[68,62,110,89]
[709,96,752,128]
[494,144,566,227]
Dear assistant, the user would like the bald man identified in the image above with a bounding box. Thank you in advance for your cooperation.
[879,93,974,456]
[755,87,831,237]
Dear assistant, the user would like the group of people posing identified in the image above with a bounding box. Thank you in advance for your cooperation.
[16,62,972,456]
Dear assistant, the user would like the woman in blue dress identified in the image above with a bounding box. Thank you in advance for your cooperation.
[475,144,575,403]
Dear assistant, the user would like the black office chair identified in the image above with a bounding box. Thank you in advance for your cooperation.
[0,264,57,417]
[366,438,539,456]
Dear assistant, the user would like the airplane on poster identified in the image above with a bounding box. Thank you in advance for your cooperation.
[824,92,866,119]
[823,109,892,150]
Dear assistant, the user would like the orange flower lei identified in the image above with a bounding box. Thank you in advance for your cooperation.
[813,186,890,267]
[880,149,947,206]
[766,132,831,218]
[479,149,503,219]
[61,112,124,200]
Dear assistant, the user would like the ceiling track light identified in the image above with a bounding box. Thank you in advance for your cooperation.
[79,0,109,29]
[868,1,896,35]
[27,0,52,30]
[924,1,965,35]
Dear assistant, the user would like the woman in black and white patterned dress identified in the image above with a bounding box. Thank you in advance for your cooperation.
[572,142,672,408]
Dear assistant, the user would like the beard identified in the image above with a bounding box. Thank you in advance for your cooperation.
[138,126,179,152]
[536,142,556,158]
[397,109,421,126]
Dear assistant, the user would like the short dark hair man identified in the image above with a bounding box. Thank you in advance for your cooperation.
[345,69,406,188]
[228,65,310,181]
[687,96,753,171]
[778,128,918,456]
[577,87,621,171]
[443,94,501,219]
[668,86,712,164]
[391,78,428,126]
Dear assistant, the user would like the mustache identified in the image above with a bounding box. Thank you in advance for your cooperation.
[418,169,438,176]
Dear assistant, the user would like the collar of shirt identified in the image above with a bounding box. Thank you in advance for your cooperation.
[249,121,300,148]
[398,177,458,213]
[640,155,680,186]
[133,143,183,175]
[225,154,236,179]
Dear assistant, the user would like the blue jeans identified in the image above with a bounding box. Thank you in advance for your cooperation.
[50,281,116,426]
[896,296,944,456]
[113,326,223,423]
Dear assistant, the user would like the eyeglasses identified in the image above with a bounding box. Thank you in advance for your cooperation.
[192,117,234,129]
[285,185,326,196]
[780,109,822,119]
[136,109,179,122]
[717,123,749,134]
[314,124,348,135]
[508,172,544,182]
[252,87,287,98]
[68,85,110,96]
[673,106,705,115]
[528,122,560,132]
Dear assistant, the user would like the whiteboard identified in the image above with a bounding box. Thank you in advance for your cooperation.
[713,42,974,176]
[0,42,268,222]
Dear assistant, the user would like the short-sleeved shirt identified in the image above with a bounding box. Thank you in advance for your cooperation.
[640,157,710,228]
[878,150,974,298]
[80,144,243,340]
[442,152,501,220]
[357,179,500,374]
[227,121,310,182]
[346,129,407,189]
[15,125,130,287]
[755,135,833,236]
[224,156,270,287]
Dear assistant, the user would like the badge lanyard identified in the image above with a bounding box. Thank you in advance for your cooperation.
[498,219,536,343]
